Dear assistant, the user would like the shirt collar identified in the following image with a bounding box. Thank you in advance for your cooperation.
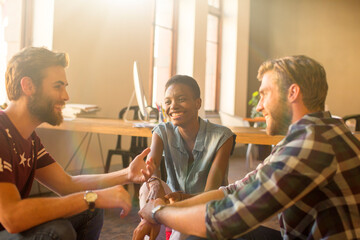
[193,117,206,152]
[287,111,335,135]
[172,117,206,153]
[306,111,332,119]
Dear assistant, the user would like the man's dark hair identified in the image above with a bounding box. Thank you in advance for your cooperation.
[5,47,69,100]
[165,75,200,99]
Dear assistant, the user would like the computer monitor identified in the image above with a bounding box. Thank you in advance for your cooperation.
[133,61,149,120]
[124,61,158,124]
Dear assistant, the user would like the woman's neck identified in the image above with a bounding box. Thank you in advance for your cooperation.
[178,118,200,152]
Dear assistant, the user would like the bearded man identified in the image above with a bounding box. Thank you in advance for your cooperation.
[0,47,155,240]
[138,55,360,240]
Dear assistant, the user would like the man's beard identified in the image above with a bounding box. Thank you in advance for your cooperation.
[28,91,64,126]
[266,99,292,136]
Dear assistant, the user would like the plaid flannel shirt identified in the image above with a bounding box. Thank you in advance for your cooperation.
[206,111,360,239]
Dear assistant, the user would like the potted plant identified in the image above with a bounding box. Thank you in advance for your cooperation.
[248,91,265,128]
[0,102,7,110]
[247,91,270,163]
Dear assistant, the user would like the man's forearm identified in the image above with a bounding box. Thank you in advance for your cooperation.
[170,189,224,208]
[153,189,225,237]
[1,192,87,233]
[157,204,208,237]
[62,169,129,195]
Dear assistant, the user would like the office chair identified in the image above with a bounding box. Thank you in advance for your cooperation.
[104,106,149,173]
[343,114,360,131]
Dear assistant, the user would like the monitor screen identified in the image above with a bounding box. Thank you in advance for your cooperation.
[133,61,148,120]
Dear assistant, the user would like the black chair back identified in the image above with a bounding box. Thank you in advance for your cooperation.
[104,106,148,173]
[343,114,360,131]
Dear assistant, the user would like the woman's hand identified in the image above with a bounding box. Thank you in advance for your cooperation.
[132,219,161,240]
[146,178,166,202]
[165,191,193,204]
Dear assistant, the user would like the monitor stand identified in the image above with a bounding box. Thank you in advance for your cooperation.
[123,91,157,128]
[123,91,142,122]
[124,90,155,123]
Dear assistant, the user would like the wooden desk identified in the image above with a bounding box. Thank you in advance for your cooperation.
[39,118,153,137]
[38,118,153,172]
[38,118,285,145]
[39,118,360,145]
[227,126,283,145]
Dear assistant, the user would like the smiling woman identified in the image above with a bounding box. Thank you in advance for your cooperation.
[164,76,201,129]
[133,74,236,240]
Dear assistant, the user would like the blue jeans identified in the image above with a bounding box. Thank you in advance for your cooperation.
[0,208,104,240]
[186,226,282,240]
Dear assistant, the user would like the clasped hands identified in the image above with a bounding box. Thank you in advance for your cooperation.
[133,186,188,240]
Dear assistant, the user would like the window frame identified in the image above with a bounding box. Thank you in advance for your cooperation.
[149,0,178,107]
[204,1,222,114]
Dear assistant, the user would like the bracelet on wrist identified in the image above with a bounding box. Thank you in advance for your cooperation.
[147,176,160,183]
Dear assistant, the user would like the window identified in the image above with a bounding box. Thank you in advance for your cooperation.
[0,0,55,106]
[208,0,220,9]
[204,0,221,112]
[151,0,176,107]
[0,2,8,104]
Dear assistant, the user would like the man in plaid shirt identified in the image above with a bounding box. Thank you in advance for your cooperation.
[138,55,360,239]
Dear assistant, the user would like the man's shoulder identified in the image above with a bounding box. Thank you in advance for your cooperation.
[0,113,11,142]
[286,112,347,145]
[0,111,7,128]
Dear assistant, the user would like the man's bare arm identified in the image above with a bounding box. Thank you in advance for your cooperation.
[139,189,225,237]
[0,183,131,233]
[35,148,153,196]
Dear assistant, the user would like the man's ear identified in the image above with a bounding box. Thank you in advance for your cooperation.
[20,77,36,96]
[288,84,301,103]
[195,98,202,110]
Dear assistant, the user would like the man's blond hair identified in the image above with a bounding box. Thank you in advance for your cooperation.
[257,55,327,112]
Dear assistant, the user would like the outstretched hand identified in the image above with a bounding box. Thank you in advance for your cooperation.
[128,148,155,184]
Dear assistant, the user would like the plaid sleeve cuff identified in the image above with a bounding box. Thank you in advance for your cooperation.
[205,200,225,240]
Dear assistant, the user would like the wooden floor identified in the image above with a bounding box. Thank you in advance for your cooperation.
[99,155,280,239]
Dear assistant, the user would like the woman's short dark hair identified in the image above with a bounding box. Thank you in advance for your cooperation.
[165,75,200,99]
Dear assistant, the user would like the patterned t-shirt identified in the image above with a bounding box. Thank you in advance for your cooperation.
[0,111,55,231]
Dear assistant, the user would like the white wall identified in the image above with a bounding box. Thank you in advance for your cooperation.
[247,0,360,117]
[176,0,195,76]
[52,0,153,118]
[32,0,54,49]
[0,0,23,104]
[176,0,207,118]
